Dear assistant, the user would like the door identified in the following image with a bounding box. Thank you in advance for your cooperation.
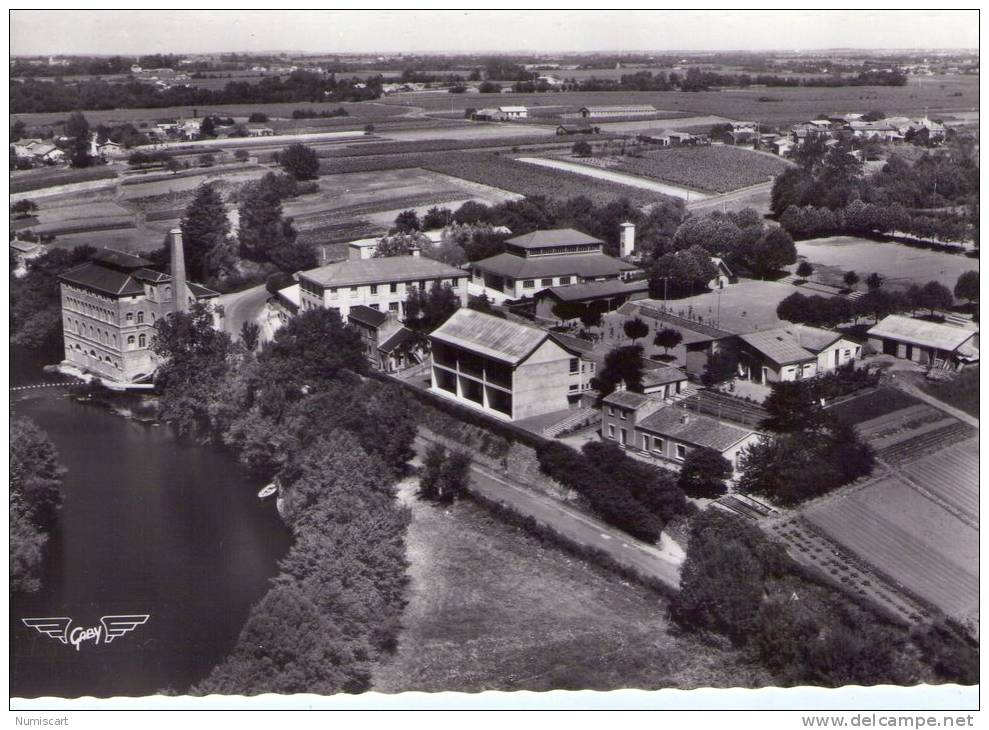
[906,344,914,361]
[620,428,627,446]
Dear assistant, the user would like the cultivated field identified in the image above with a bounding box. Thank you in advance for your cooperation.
[828,387,924,425]
[379,77,979,126]
[572,145,792,194]
[802,470,979,629]
[516,156,707,200]
[10,166,118,194]
[373,480,770,693]
[796,237,978,293]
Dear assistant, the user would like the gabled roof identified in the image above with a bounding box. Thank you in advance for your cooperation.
[187,281,220,299]
[506,228,604,250]
[538,278,648,303]
[868,315,978,352]
[581,104,656,114]
[499,106,528,113]
[603,390,652,409]
[638,406,757,452]
[789,324,841,353]
[299,255,465,288]
[347,304,388,328]
[642,366,688,388]
[92,248,152,270]
[58,262,146,296]
[379,326,417,354]
[473,252,634,281]
[739,329,815,366]
[430,308,550,366]
[548,331,594,354]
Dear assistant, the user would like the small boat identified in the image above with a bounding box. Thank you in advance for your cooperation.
[257,482,279,500]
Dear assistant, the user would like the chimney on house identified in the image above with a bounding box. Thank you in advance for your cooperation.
[169,228,188,313]
[619,221,636,258]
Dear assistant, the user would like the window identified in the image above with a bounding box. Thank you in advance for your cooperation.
[607,424,615,439]
[642,434,649,450]
[607,406,614,416]
[451,278,460,289]
[541,278,553,287]
[127,336,135,349]
[126,312,133,324]
[138,334,146,348]
[675,444,686,460]
[568,384,578,392]
[559,276,572,285]
[369,303,380,310]
[370,284,378,295]
[390,282,398,293]
[652,438,664,454]
[350,286,359,297]
[329,287,338,296]
[137,311,144,324]
[389,302,399,312]
[619,409,627,421]
[523,279,534,289]
[569,358,579,374]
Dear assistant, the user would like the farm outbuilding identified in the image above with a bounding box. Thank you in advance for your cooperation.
[576,104,657,119]
[867,315,979,370]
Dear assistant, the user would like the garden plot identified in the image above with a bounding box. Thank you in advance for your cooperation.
[802,476,979,628]
[898,440,978,527]
[29,199,135,236]
[574,145,792,194]
[854,403,947,443]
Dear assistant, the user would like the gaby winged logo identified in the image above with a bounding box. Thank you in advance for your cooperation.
[22,615,150,651]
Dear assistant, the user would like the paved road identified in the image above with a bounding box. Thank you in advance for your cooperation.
[216,283,270,341]
[454,455,683,590]
[685,180,774,212]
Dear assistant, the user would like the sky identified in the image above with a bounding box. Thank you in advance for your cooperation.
[9,10,980,56]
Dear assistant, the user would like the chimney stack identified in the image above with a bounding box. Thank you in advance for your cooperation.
[170,228,188,313]
[619,222,636,258]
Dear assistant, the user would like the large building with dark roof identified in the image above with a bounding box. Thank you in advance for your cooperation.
[469,228,638,302]
[429,308,596,420]
[296,249,468,319]
[58,230,218,383]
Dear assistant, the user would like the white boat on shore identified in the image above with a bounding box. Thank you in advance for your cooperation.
[257,482,279,500]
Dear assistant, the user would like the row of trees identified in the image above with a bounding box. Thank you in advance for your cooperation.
[536,439,687,542]
[10,418,65,593]
[151,304,417,694]
[11,70,383,114]
[670,509,977,686]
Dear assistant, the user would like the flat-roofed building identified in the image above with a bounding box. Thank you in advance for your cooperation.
[429,309,596,421]
[296,250,468,319]
[470,228,638,302]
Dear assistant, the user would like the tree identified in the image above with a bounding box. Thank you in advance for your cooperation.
[954,270,979,305]
[10,417,65,528]
[234,149,249,162]
[10,199,38,217]
[572,140,592,157]
[750,227,797,277]
[166,157,183,174]
[200,116,217,138]
[240,321,261,353]
[623,316,649,343]
[404,281,459,336]
[198,153,215,167]
[422,206,453,229]
[372,232,427,258]
[418,445,472,504]
[796,261,814,278]
[248,112,269,123]
[677,447,732,499]
[180,183,237,283]
[279,143,320,181]
[866,272,884,291]
[917,280,954,315]
[579,304,604,330]
[590,345,643,400]
[843,270,860,290]
[653,327,682,355]
[65,112,91,168]
[761,381,825,433]
[393,209,421,233]
[649,246,717,298]
[237,178,314,270]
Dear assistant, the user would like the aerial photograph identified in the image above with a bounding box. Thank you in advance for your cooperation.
[7,8,980,717]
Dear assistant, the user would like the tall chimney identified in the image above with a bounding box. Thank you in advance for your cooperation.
[620,222,636,258]
[170,228,188,313]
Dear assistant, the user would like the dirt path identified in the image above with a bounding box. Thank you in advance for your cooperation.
[516,156,709,201]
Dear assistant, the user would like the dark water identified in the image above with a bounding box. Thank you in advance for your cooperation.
[10,348,293,698]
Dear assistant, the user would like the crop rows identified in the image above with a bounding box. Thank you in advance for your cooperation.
[10,167,117,194]
[594,145,790,193]
[805,496,977,620]
[899,446,978,523]
[827,387,921,426]
[319,134,588,159]
[877,421,976,465]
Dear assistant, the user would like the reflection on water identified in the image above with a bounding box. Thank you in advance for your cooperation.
[10,349,292,698]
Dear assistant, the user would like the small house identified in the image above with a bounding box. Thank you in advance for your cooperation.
[867,315,979,370]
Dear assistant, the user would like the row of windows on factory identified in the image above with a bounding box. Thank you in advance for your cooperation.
[306,278,462,299]
[63,298,155,326]
[70,343,122,370]
[66,319,147,350]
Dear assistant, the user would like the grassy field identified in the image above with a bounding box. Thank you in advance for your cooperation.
[10,166,118,194]
[919,366,979,418]
[380,77,979,126]
[795,237,978,294]
[580,145,792,194]
[373,480,769,693]
[802,468,978,628]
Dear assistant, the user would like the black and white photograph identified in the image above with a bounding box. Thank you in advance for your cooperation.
[7,8,980,717]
